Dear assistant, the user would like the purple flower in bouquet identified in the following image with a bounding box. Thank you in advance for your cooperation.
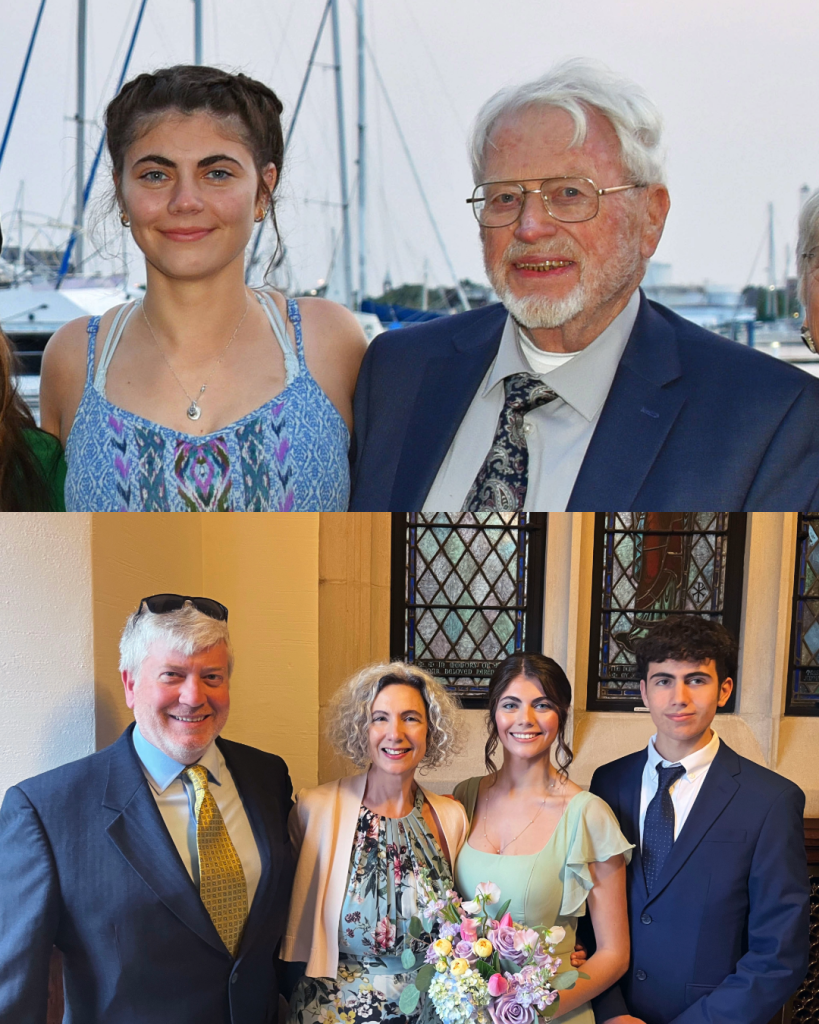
[488,992,537,1024]
[454,940,478,964]
[492,926,526,965]
[439,921,461,940]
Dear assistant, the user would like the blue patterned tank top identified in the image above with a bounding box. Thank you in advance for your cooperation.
[64,292,350,511]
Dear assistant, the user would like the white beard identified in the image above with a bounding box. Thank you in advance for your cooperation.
[486,237,644,330]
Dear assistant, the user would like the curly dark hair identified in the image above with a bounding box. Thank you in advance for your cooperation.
[484,653,573,779]
[104,65,285,264]
[634,615,738,684]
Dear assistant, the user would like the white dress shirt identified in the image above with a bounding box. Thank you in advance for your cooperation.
[639,729,721,844]
[132,724,263,908]
[423,289,640,512]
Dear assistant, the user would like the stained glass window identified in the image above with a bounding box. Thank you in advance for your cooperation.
[390,513,547,707]
[587,513,746,712]
[786,514,819,715]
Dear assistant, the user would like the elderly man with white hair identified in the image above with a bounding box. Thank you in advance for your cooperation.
[0,594,294,1024]
[350,58,819,512]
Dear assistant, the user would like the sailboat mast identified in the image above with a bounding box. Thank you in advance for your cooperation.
[767,201,776,319]
[357,0,366,309]
[331,0,353,309]
[74,0,88,272]
[193,0,203,64]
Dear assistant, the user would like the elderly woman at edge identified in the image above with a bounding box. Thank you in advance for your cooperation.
[799,190,819,354]
[281,662,468,1024]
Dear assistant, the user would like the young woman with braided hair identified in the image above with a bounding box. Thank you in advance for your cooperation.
[40,65,366,511]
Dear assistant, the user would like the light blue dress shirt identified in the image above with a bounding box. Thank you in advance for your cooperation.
[132,724,263,908]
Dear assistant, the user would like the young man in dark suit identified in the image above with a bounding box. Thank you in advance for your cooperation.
[0,595,294,1024]
[590,615,809,1024]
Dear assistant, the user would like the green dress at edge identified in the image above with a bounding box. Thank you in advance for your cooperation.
[22,429,66,510]
[452,781,633,1024]
[289,788,453,1024]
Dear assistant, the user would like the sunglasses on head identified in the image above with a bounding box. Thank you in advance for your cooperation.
[136,594,229,622]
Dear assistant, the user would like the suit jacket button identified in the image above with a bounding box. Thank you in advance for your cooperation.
[231,974,239,984]
[640,913,652,925]
[636,969,647,981]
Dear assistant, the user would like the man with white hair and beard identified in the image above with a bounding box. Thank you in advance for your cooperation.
[349,58,819,512]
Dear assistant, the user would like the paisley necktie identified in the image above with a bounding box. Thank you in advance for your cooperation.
[463,372,558,512]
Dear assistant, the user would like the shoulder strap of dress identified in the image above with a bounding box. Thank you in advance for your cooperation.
[84,316,101,383]
[93,301,139,395]
[286,297,307,368]
[254,289,300,384]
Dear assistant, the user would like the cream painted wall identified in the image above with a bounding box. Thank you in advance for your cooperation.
[91,514,321,794]
[0,513,95,802]
[203,515,320,794]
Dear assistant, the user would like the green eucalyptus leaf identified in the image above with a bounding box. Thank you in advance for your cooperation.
[415,965,436,992]
[577,972,590,981]
[414,953,428,970]
[475,960,494,979]
[493,899,511,921]
[401,949,417,969]
[408,917,423,939]
[399,985,421,1014]
[499,958,520,975]
[551,969,579,991]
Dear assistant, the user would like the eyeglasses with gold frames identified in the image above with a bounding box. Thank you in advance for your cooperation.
[466,176,646,228]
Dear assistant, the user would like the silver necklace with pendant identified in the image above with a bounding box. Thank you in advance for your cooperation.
[142,295,250,422]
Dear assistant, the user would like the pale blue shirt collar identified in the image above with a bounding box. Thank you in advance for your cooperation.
[132,723,222,794]
[646,728,720,781]
[483,288,641,422]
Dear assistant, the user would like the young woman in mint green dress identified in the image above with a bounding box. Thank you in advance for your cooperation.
[454,655,633,1023]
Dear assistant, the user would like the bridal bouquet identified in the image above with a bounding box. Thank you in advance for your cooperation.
[398,878,586,1024]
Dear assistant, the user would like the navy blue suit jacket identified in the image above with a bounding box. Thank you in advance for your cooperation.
[588,741,809,1024]
[0,726,294,1024]
[349,294,819,510]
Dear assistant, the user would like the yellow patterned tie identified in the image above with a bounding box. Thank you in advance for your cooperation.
[184,765,248,957]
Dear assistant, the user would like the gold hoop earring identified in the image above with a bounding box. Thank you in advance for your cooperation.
[120,211,130,227]
[254,208,267,223]
[802,323,817,354]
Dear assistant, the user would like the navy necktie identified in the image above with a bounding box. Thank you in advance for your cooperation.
[462,372,558,512]
[642,763,686,894]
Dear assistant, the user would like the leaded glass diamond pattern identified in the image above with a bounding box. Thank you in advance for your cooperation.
[789,515,819,709]
[594,513,733,704]
[399,513,543,701]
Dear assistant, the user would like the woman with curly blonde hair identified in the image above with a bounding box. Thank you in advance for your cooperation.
[282,662,468,1024]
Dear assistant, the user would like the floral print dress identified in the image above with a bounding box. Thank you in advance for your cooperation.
[289,790,452,1024]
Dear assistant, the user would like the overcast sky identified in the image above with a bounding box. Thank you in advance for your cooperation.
[3,0,819,297]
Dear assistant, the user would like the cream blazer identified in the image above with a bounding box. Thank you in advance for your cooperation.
[281,772,469,979]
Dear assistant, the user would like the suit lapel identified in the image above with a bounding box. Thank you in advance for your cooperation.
[622,753,648,898]
[643,741,740,906]
[103,728,226,956]
[568,295,687,509]
[390,307,506,511]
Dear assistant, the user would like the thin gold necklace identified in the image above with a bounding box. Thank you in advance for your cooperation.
[482,774,556,855]
[142,295,250,421]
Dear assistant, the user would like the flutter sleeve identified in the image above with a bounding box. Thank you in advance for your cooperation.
[560,792,634,918]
